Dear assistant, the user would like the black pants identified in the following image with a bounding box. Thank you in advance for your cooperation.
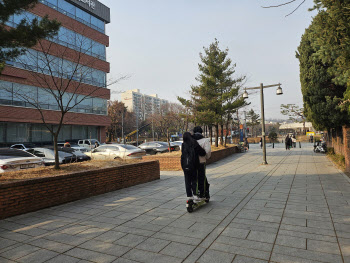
[184,170,197,198]
[197,163,210,198]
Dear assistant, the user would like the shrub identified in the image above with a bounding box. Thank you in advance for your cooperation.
[327,147,335,155]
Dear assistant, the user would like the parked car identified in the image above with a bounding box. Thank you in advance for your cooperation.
[138,141,177,155]
[26,148,76,166]
[10,143,36,151]
[77,139,101,150]
[171,141,183,151]
[0,148,44,173]
[57,147,91,162]
[57,142,88,152]
[85,144,146,160]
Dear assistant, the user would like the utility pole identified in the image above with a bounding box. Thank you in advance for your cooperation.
[136,106,139,146]
[152,117,155,141]
[244,110,247,138]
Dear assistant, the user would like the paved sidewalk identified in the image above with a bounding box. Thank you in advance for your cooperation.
[1,144,350,263]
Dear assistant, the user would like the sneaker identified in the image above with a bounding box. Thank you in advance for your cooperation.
[194,196,204,203]
[187,196,194,200]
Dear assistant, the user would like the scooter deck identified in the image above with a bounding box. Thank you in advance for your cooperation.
[186,199,209,213]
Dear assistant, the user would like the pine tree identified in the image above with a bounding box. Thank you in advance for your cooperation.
[0,0,60,73]
[179,39,247,147]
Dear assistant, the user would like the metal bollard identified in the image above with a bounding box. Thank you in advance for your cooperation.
[299,142,301,148]
[273,143,274,148]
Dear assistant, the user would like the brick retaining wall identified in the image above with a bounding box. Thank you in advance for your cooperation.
[143,146,239,171]
[0,161,159,219]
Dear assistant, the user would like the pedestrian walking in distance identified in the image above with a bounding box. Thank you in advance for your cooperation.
[181,132,206,201]
[259,137,263,149]
[285,135,291,150]
[192,126,212,201]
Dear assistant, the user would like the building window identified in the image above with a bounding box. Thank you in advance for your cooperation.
[0,122,99,144]
[40,0,105,33]
[0,81,108,115]
[7,10,106,61]
[8,49,107,88]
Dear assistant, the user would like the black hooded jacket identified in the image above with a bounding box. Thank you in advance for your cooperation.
[181,132,206,170]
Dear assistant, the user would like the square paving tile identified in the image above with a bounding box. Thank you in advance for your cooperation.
[79,239,131,257]
[64,247,117,263]
[0,244,41,261]
[247,230,276,244]
[233,255,268,262]
[17,249,58,263]
[160,242,195,259]
[113,234,147,248]
[136,237,170,253]
[307,239,341,255]
[123,248,183,263]
[197,249,235,263]
[276,234,306,249]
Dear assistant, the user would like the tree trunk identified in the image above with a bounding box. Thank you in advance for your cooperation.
[215,124,219,147]
[220,124,224,146]
[209,126,213,145]
[53,133,60,170]
[167,129,171,152]
[224,121,229,147]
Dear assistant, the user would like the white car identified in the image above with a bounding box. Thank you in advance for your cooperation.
[78,139,101,150]
[85,144,146,160]
[171,141,183,151]
[10,143,36,151]
[0,148,44,173]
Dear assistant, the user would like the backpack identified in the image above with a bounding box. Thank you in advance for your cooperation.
[181,143,197,172]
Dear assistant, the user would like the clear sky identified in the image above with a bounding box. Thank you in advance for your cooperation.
[99,0,316,120]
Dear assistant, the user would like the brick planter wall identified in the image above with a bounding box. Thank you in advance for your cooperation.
[143,146,239,171]
[330,126,350,173]
[0,161,159,219]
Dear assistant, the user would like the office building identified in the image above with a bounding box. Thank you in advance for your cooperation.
[0,0,110,145]
[121,89,169,120]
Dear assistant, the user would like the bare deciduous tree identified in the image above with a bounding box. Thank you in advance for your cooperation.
[151,103,184,152]
[5,28,126,168]
[262,0,307,17]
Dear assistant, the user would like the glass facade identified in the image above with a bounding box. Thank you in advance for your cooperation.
[39,0,105,33]
[6,49,106,88]
[0,122,99,144]
[0,1,109,146]
[0,81,107,115]
[5,11,106,60]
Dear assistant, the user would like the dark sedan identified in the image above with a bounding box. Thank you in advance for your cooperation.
[138,141,178,155]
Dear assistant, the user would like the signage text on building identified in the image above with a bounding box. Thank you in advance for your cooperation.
[77,0,95,9]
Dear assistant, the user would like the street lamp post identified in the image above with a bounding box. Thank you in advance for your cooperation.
[121,110,124,144]
[243,83,283,165]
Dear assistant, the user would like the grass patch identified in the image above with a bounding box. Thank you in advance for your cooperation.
[0,159,142,183]
[327,149,346,171]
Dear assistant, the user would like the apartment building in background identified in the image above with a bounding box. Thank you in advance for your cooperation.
[0,0,110,146]
[121,89,169,120]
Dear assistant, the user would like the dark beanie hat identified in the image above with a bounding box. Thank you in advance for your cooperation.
[193,126,203,134]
